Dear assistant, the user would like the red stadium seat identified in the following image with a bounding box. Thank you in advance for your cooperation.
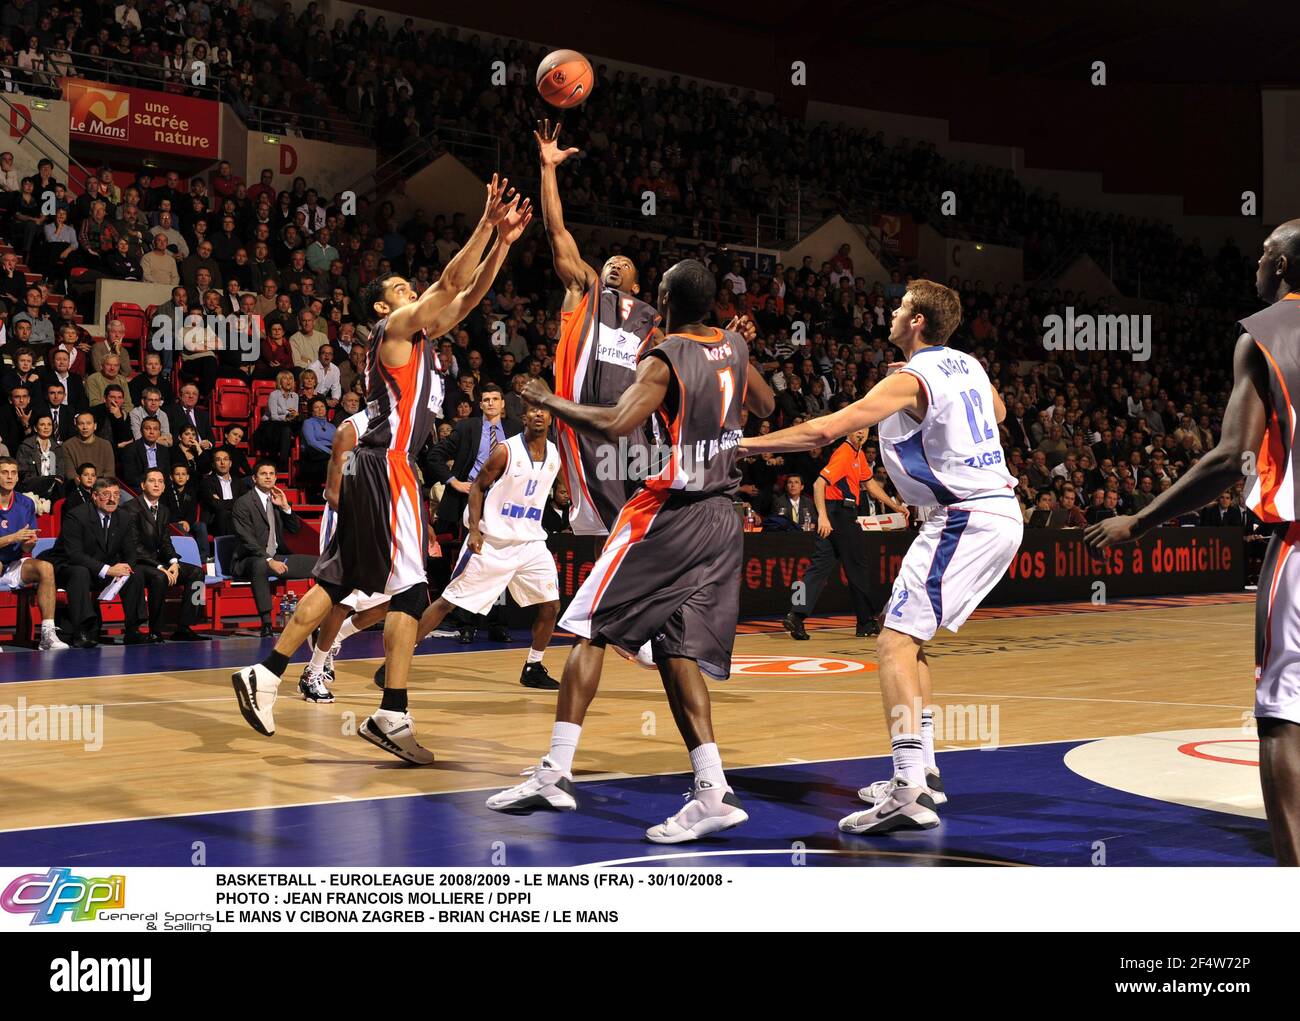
[213,378,253,426]
[108,302,149,361]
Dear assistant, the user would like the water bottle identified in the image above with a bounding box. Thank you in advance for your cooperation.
[286,592,299,618]
[278,593,290,620]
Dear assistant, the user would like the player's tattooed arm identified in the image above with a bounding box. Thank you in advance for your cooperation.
[741,372,923,455]
[535,119,598,297]
[1086,332,1268,548]
[522,356,669,442]
[465,442,510,552]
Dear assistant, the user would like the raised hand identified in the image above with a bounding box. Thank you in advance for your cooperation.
[535,119,580,167]
[499,197,533,244]
[483,174,518,227]
[727,314,757,344]
[521,377,552,408]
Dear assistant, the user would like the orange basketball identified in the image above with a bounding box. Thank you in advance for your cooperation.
[536,49,594,108]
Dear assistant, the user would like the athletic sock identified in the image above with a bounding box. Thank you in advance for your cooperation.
[689,742,727,791]
[891,734,926,787]
[921,709,937,771]
[260,650,290,678]
[548,722,581,773]
[335,618,360,644]
[40,619,56,637]
[309,645,330,670]
[526,648,544,665]
[380,688,408,714]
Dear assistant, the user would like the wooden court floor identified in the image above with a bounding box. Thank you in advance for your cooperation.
[0,596,1259,834]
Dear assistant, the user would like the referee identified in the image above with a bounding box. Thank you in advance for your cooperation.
[785,427,908,640]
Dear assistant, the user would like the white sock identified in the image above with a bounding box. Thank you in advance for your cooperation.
[336,618,359,645]
[309,645,330,670]
[689,742,727,790]
[920,709,936,771]
[548,722,581,773]
[526,647,544,665]
[892,734,926,787]
[40,619,56,636]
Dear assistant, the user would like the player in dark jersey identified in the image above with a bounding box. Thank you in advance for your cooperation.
[1088,218,1300,865]
[232,177,533,764]
[537,119,663,535]
[487,259,775,843]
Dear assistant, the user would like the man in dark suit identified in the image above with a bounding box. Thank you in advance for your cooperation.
[231,459,317,636]
[421,383,521,642]
[41,381,77,442]
[39,346,88,415]
[39,476,147,647]
[121,416,173,489]
[199,449,248,538]
[125,466,210,642]
[770,474,816,530]
[166,382,215,449]
[1200,490,1245,528]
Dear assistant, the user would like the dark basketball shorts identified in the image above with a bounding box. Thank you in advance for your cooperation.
[314,447,428,598]
[559,489,742,679]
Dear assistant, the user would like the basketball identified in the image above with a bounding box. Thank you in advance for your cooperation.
[536,48,594,108]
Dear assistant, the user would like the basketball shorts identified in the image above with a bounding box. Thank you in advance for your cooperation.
[318,504,388,612]
[1255,523,1300,725]
[0,557,30,592]
[560,490,742,679]
[884,497,1023,642]
[314,447,427,597]
[442,536,559,616]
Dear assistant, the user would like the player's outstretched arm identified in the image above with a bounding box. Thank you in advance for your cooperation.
[741,371,924,455]
[465,443,510,551]
[323,421,359,510]
[536,119,597,295]
[865,477,908,518]
[424,199,533,339]
[522,356,669,442]
[1086,333,1268,548]
[437,174,513,293]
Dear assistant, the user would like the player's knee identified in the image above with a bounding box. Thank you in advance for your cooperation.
[877,626,918,658]
[538,599,559,619]
[390,583,430,620]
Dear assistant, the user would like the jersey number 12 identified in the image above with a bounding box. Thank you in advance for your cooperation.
[959,389,995,444]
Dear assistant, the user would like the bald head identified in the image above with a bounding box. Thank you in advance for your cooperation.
[1258,218,1300,302]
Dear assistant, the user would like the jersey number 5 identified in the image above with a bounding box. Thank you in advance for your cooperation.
[717,368,735,428]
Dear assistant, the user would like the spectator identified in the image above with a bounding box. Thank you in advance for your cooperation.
[125,466,209,642]
[230,460,316,636]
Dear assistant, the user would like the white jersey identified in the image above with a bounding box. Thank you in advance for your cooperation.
[878,346,1016,509]
[469,433,560,543]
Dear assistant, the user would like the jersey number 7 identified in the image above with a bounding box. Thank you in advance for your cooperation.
[717,368,735,428]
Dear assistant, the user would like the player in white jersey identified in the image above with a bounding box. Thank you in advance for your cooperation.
[387,404,564,689]
[740,280,1021,835]
[295,410,393,703]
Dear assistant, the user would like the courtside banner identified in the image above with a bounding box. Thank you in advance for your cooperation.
[61,78,219,159]
[540,527,1244,620]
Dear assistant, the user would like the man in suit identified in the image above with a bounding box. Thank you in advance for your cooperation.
[421,383,521,642]
[1200,490,1245,528]
[40,345,88,415]
[199,448,247,537]
[125,467,209,642]
[41,381,77,442]
[166,382,215,449]
[231,459,316,636]
[121,416,172,488]
[39,476,147,647]
[771,474,816,530]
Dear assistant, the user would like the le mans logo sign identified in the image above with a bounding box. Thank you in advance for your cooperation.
[66,81,129,141]
[63,79,218,158]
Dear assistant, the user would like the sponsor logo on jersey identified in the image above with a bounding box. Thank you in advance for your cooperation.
[595,326,641,369]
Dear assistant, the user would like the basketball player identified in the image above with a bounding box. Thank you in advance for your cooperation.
[385,404,563,686]
[1087,220,1300,866]
[232,179,533,763]
[295,407,391,704]
[536,119,662,535]
[487,259,775,843]
[739,280,1021,834]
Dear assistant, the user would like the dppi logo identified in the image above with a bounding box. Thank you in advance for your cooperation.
[729,655,874,676]
[1,867,126,924]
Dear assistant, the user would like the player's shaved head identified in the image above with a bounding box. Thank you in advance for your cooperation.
[1258,218,1300,301]
[659,259,715,325]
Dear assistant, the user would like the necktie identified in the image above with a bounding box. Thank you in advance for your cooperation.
[101,513,110,544]
[188,408,196,427]
[264,496,276,556]
[150,503,158,528]
[489,424,500,453]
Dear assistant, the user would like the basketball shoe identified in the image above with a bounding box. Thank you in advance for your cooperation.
[840,776,939,834]
[486,757,578,812]
[858,766,946,806]
[645,779,749,843]
[359,710,434,764]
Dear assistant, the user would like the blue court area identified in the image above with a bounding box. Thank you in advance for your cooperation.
[0,741,1271,868]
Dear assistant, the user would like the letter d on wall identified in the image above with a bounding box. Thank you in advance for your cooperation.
[279,143,298,176]
[8,102,31,139]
